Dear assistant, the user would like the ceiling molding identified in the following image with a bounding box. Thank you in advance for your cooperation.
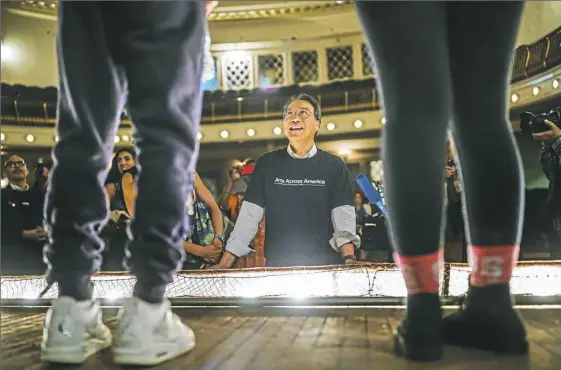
[210,31,363,53]
[5,6,56,22]
[209,1,353,22]
[9,1,354,22]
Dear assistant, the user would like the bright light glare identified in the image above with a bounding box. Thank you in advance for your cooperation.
[448,265,561,297]
[1,43,18,64]
[273,127,282,135]
[2,263,560,301]
[326,123,336,131]
[22,290,42,300]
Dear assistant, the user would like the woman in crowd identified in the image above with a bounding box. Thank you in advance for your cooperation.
[102,148,226,269]
[354,192,372,233]
[105,148,136,219]
[218,161,266,268]
[183,172,230,269]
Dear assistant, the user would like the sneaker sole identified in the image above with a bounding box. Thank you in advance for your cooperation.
[41,336,112,364]
[113,338,196,366]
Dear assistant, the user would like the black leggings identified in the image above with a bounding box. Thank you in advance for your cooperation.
[355,2,525,256]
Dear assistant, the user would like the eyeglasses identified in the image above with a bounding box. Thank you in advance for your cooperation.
[284,110,312,119]
[4,160,26,169]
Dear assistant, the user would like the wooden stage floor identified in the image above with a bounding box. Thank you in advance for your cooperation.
[1,305,559,370]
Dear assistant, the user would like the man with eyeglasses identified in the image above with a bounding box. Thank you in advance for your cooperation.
[212,93,360,268]
[1,155,48,274]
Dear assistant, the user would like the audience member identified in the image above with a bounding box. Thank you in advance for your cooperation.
[213,94,360,268]
[1,155,47,274]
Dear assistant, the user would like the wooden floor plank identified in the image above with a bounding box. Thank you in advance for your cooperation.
[214,316,290,370]
[171,315,254,369]
[246,315,310,370]
[188,316,268,370]
[0,306,560,370]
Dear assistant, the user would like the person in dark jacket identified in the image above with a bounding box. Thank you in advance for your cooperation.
[1,155,47,275]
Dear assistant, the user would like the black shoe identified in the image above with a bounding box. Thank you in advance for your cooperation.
[443,283,528,355]
[393,293,443,362]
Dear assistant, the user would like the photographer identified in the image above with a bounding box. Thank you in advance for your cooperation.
[533,118,561,255]
[1,155,48,274]
[218,161,252,213]
[32,161,50,192]
[444,141,466,262]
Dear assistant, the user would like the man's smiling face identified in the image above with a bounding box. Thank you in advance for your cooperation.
[282,99,320,143]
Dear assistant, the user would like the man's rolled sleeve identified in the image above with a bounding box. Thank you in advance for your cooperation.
[329,205,361,252]
[224,203,264,257]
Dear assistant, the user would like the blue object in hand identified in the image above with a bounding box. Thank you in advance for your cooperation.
[356,173,388,216]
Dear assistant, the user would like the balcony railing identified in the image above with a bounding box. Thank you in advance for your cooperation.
[1,26,560,126]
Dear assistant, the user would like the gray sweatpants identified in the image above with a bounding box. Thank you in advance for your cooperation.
[44,0,205,302]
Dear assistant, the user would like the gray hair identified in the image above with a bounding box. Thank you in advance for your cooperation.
[282,93,322,122]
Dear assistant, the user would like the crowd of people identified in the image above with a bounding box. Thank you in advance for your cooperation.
[3,115,559,274]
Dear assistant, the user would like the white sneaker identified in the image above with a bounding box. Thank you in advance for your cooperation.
[112,297,196,366]
[40,296,112,364]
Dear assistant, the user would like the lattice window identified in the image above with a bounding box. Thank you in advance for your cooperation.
[326,45,354,80]
[258,54,284,87]
[361,43,374,76]
[292,51,319,83]
[222,53,253,90]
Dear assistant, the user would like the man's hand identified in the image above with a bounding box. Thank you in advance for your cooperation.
[340,243,357,264]
[202,243,223,264]
[344,258,359,265]
[212,237,223,249]
[208,250,237,269]
[532,120,561,144]
[22,227,48,240]
[445,166,455,178]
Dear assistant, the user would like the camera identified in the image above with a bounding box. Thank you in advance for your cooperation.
[240,163,255,176]
[35,162,49,185]
[229,162,255,177]
[520,107,560,135]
